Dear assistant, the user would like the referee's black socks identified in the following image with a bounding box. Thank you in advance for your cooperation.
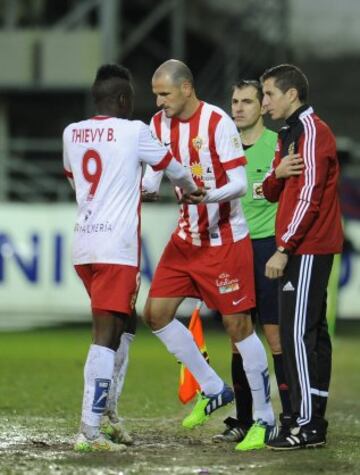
[231,352,253,428]
[273,353,292,417]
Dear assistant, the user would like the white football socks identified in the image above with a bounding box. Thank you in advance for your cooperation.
[235,332,275,425]
[106,332,134,419]
[154,319,223,395]
[81,344,115,439]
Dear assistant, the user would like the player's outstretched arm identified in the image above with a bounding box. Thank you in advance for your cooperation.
[164,158,199,195]
[142,164,162,202]
[201,166,247,203]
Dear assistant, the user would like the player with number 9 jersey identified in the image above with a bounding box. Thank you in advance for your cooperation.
[64,64,200,453]
[63,117,197,268]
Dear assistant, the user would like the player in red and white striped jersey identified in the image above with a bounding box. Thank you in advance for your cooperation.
[63,64,201,452]
[146,101,249,246]
[143,60,275,431]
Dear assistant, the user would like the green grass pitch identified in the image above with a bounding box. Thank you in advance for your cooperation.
[0,321,359,474]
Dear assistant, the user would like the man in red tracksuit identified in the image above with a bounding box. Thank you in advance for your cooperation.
[260,64,343,450]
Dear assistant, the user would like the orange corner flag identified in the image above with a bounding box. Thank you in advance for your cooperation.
[178,301,209,404]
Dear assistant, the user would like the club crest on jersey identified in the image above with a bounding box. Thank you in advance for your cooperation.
[191,163,204,178]
[288,141,295,155]
[192,136,203,151]
[231,134,241,149]
[216,273,240,294]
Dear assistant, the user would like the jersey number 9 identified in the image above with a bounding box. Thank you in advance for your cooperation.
[82,149,102,200]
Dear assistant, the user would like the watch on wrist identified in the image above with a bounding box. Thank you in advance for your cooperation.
[277,246,290,255]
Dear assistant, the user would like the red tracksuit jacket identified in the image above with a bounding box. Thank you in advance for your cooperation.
[262,105,343,255]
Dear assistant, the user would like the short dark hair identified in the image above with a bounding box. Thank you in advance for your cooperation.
[94,64,131,82]
[233,80,263,104]
[91,64,133,105]
[260,64,309,102]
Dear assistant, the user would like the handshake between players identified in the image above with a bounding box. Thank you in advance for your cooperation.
[142,186,207,204]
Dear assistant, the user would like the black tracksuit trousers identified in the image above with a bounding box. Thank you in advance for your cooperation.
[279,254,333,429]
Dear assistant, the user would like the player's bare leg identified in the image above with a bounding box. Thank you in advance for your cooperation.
[144,297,234,428]
[222,312,276,451]
[75,310,128,452]
[144,296,182,330]
[102,312,138,445]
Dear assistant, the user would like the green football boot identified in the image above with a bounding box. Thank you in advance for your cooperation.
[74,433,127,453]
[101,414,133,445]
[182,384,234,429]
[235,419,278,451]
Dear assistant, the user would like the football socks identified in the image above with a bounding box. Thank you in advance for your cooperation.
[154,319,223,395]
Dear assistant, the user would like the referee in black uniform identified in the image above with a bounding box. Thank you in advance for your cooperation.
[260,64,343,450]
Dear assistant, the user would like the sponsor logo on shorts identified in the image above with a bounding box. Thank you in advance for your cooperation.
[216,273,240,294]
[219,283,239,294]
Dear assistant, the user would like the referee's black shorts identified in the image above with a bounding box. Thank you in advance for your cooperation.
[251,236,279,325]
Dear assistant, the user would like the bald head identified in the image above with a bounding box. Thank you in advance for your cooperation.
[153,59,194,87]
[152,59,199,120]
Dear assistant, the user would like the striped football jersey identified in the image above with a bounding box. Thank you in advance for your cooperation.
[148,101,249,246]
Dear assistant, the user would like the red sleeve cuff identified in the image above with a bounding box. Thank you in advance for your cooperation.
[64,168,73,178]
[152,151,173,171]
[223,156,247,171]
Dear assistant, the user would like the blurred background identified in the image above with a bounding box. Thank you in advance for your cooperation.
[0,0,359,329]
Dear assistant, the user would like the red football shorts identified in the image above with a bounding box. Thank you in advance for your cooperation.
[149,234,255,315]
[75,263,140,315]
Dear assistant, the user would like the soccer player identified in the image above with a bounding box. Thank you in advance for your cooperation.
[261,64,343,449]
[142,60,275,435]
[63,63,201,452]
[213,80,292,450]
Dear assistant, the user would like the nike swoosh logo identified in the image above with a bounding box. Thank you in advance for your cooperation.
[232,296,246,305]
[164,141,172,147]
